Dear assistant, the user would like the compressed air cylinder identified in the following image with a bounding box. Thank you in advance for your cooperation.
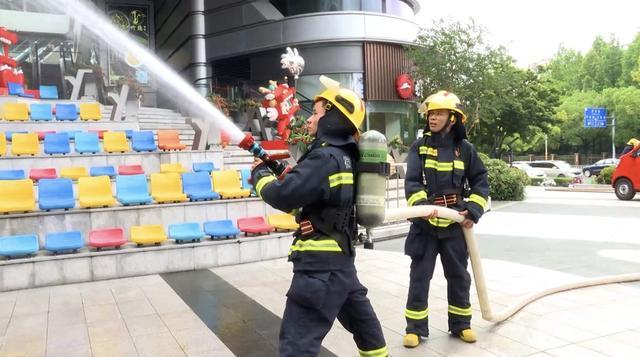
[356,130,389,229]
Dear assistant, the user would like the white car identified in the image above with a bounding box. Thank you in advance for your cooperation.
[526,160,582,178]
[511,162,547,179]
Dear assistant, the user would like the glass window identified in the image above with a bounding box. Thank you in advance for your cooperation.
[0,0,24,11]
[297,73,364,100]
[385,0,414,17]
[362,0,383,12]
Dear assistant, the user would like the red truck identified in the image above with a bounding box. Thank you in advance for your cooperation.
[612,147,640,200]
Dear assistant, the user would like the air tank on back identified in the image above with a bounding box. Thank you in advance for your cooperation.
[356,130,390,229]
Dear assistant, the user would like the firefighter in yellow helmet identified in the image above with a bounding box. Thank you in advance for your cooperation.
[622,138,640,156]
[402,90,489,348]
[251,76,387,356]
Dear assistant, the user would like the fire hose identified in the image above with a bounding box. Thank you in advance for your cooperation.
[384,206,640,323]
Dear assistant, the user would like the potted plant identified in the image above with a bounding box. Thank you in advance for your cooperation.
[286,115,312,160]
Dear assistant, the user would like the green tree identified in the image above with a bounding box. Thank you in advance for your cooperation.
[540,46,584,93]
[620,34,640,87]
[581,36,623,91]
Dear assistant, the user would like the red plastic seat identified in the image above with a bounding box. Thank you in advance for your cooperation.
[89,129,108,139]
[117,164,145,175]
[37,131,56,141]
[0,87,7,96]
[29,168,58,180]
[237,216,275,236]
[89,228,127,250]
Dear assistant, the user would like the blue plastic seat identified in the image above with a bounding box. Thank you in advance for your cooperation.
[30,103,53,121]
[116,174,153,205]
[182,172,220,201]
[90,166,117,177]
[119,129,134,139]
[44,231,83,253]
[43,133,71,155]
[0,234,39,257]
[131,131,157,152]
[38,178,75,210]
[63,130,83,141]
[203,220,240,239]
[0,169,26,180]
[55,104,78,121]
[5,131,28,141]
[192,162,216,173]
[74,132,100,154]
[39,85,59,100]
[7,82,34,98]
[168,222,205,243]
[240,169,255,196]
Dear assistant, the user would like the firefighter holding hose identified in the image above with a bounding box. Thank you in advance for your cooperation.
[402,91,489,348]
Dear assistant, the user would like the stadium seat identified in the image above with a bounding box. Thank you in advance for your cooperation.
[88,129,107,139]
[237,216,274,236]
[79,102,101,121]
[44,231,83,253]
[212,170,251,199]
[29,168,57,180]
[203,220,240,239]
[38,178,75,211]
[157,130,186,151]
[131,131,156,152]
[239,168,255,195]
[168,222,205,243]
[39,85,59,100]
[43,133,71,155]
[131,225,167,246]
[7,82,34,98]
[0,179,35,213]
[268,213,299,231]
[37,131,56,141]
[5,131,28,141]
[192,162,217,173]
[103,131,130,153]
[11,133,39,156]
[0,169,25,180]
[0,133,5,156]
[119,129,134,139]
[160,163,188,173]
[78,176,116,208]
[55,104,78,121]
[117,164,144,176]
[115,174,152,206]
[62,130,82,140]
[30,103,53,121]
[2,102,29,121]
[150,173,188,203]
[74,132,101,154]
[90,166,117,177]
[60,167,89,180]
[182,172,220,201]
[88,228,126,250]
[0,234,39,257]
[0,87,6,95]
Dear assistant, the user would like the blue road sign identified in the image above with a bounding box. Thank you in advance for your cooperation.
[584,108,608,128]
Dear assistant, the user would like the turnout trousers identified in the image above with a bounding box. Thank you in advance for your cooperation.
[404,224,472,337]
[279,266,387,357]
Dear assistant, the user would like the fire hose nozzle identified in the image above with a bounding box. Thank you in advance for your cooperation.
[238,133,288,177]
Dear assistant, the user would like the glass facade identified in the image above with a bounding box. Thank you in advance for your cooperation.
[270,0,414,17]
[366,101,420,147]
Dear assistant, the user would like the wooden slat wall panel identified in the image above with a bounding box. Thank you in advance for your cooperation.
[364,42,414,101]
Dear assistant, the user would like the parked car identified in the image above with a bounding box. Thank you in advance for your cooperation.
[526,160,582,178]
[581,158,619,177]
[511,162,547,179]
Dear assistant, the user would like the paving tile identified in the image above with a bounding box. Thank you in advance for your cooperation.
[91,337,138,357]
[48,307,86,328]
[46,342,92,357]
[474,329,539,356]
[87,319,130,344]
[171,328,231,355]
[81,289,116,306]
[117,299,156,318]
[160,312,208,332]
[112,286,147,303]
[132,331,186,356]
[545,344,607,357]
[578,332,640,356]
[49,293,83,311]
[489,321,568,351]
[84,304,122,324]
[124,314,169,337]
[46,323,90,350]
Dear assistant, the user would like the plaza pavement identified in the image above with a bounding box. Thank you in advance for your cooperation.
[1,187,639,356]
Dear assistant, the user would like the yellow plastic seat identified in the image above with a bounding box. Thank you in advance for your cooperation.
[0,132,6,156]
[103,132,130,153]
[2,103,29,121]
[0,179,35,214]
[160,163,188,173]
[60,167,89,180]
[78,176,116,208]
[268,213,299,231]
[11,133,39,156]
[212,170,251,199]
[131,225,167,246]
[150,173,188,203]
[79,103,102,121]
